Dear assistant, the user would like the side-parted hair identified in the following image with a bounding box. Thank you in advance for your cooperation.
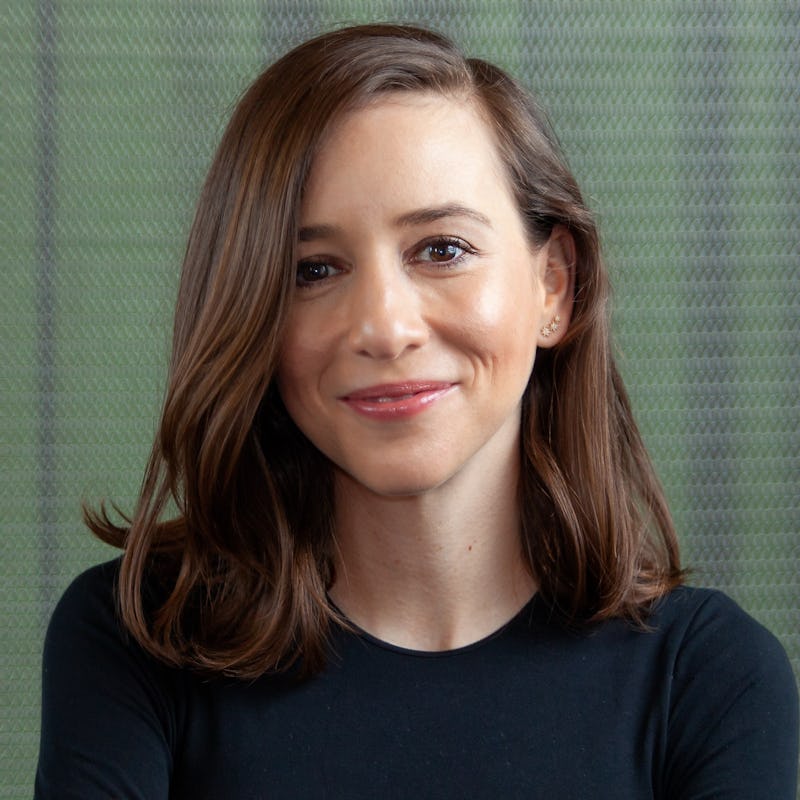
[88,23,684,678]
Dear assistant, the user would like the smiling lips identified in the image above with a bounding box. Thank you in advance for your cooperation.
[340,382,455,419]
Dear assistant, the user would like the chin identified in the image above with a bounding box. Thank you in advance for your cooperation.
[337,465,454,499]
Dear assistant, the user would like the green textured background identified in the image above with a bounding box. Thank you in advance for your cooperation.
[3,1,798,795]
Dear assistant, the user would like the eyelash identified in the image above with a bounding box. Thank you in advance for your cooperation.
[294,236,477,289]
[295,260,343,288]
[411,236,476,267]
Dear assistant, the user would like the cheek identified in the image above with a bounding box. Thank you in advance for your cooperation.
[276,328,316,412]
[277,309,326,384]
[452,271,542,359]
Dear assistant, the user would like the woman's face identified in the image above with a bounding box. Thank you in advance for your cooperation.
[278,92,570,497]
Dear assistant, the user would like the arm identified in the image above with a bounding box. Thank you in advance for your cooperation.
[665,591,798,799]
[35,561,175,800]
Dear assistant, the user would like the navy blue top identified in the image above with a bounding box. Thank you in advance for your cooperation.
[36,559,798,798]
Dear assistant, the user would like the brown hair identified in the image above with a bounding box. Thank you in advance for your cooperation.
[88,23,683,678]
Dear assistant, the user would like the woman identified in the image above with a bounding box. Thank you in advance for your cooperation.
[36,24,797,798]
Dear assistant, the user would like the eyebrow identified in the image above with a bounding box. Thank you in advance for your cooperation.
[394,204,493,229]
[297,203,493,242]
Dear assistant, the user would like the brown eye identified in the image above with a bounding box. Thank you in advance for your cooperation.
[296,261,340,287]
[428,242,460,262]
[414,237,473,266]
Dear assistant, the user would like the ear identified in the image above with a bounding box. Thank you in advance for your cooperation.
[536,225,575,348]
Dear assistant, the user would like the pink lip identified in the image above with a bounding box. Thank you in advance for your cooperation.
[340,382,455,419]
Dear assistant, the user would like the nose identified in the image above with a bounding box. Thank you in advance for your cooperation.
[346,261,428,359]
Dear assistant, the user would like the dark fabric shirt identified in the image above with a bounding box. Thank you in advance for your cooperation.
[35,559,798,799]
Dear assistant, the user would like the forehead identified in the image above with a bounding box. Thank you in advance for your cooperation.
[326,89,497,157]
[301,91,510,214]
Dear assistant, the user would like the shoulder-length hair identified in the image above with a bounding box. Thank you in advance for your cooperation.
[89,23,683,678]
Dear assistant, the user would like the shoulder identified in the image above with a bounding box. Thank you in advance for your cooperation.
[43,556,176,695]
[650,585,794,682]
[49,557,120,622]
[37,558,177,799]
[42,556,170,701]
[42,557,139,671]
[648,585,798,719]
[42,554,184,720]
[44,558,122,654]
[652,586,799,798]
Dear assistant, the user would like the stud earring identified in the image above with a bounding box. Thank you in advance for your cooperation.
[540,314,561,338]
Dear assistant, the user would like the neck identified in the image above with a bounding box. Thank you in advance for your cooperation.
[329,445,535,651]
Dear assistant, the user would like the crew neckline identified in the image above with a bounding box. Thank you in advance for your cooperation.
[332,594,539,659]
